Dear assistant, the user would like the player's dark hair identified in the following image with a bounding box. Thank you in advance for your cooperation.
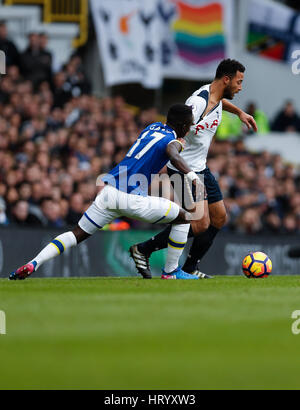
[167,104,193,128]
[215,59,245,79]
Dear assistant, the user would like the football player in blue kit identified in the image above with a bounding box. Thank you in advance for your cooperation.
[9,104,202,281]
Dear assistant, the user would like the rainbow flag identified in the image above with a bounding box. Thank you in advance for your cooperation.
[172,1,226,65]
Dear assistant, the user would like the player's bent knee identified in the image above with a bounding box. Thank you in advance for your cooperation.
[202,217,211,232]
[173,208,192,224]
[211,211,227,229]
[190,215,210,236]
[72,226,91,244]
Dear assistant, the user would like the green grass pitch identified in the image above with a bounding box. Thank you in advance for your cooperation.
[1,276,300,390]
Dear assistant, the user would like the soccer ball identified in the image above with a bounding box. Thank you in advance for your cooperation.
[242,252,272,278]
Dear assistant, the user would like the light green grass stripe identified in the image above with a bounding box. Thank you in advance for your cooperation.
[0,276,300,389]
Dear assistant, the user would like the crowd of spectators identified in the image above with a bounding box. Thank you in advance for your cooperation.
[217,100,300,139]
[208,140,300,234]
[271,101,300,133]
[0,22,160,229]
[1,21,300,234]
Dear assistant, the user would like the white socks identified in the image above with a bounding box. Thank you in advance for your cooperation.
[29,227,189,274]
[31,232,77,271]
[164,224,190,274]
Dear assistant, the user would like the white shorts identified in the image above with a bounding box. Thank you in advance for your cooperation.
[78,185,180,235]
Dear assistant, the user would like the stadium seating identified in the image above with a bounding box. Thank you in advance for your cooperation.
[0,1,80,69]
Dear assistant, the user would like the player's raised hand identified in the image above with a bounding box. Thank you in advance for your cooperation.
[239,112,258,132]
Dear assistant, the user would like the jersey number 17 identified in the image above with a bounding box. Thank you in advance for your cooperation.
[127,131,166,160]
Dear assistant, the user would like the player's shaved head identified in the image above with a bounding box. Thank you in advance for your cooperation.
[167,104,194,140]
[167,104,193,127]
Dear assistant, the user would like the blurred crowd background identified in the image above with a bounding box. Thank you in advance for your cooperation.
[1,21,300,234]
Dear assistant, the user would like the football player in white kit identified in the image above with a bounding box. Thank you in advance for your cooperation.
[131,59,258,279]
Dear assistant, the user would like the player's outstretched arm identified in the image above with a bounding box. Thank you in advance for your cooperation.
[166,141,192,175]
[222,99,258,132]
[166,140,200,187]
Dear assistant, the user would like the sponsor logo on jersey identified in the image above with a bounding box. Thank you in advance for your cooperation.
[195,119,219,134]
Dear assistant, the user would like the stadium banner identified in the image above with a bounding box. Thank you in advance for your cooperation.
[1,228,300,277]
[90,0,234,88]
[247,0,300,64]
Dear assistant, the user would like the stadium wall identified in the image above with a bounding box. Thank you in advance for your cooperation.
[245,132,300,165]
[1,228,299,277]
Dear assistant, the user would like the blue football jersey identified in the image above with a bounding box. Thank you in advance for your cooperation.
[102,122,176,196]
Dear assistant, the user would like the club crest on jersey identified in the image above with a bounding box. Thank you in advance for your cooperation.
[195,119,219,134]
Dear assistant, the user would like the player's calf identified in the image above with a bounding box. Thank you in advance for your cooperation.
[164,224,190,274]
[8,228,89,280]
[209,201,227,230]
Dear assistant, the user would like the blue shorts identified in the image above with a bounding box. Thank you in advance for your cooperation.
[167,167,223,205]
[200,167,223,205]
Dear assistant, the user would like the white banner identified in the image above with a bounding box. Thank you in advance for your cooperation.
[91,0,234,88]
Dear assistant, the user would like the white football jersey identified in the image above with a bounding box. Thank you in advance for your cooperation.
[168,84,222,173]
